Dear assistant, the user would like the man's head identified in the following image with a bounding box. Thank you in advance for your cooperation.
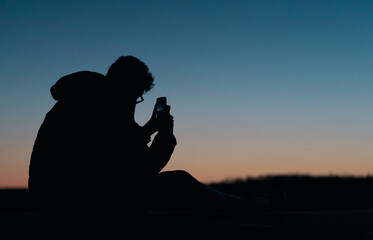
[106,56,154,100]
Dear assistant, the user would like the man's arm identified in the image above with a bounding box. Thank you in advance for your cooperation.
[146,130,177,174]
[143,105,177,174]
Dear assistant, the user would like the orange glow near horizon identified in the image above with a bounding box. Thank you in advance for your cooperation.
[1,126,373,188]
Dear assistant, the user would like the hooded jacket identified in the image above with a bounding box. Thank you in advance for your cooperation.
[28,71,176,214]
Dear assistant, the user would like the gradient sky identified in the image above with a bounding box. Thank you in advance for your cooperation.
[1,0,373,187]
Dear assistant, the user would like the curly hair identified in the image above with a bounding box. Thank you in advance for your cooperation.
[106,56,154,94]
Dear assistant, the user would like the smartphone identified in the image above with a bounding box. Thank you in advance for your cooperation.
[156,97,167,112]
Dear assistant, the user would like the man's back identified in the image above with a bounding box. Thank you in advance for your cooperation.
[28,71,146,215]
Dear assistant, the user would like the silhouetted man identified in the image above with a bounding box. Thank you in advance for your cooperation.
[29,56,285,219]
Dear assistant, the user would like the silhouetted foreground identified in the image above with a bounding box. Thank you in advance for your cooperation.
[1,175,373,213]
[1,175,373,239]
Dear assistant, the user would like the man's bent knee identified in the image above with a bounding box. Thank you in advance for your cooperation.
[169,170,193,179]
[160,170,196,184]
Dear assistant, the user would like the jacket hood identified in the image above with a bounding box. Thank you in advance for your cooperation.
[50,71,105,101]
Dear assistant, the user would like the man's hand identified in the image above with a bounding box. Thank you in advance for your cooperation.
[157,105,174,134]
[143,102,174,135]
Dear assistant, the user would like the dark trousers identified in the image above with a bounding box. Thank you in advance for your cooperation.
[142,170,248,213]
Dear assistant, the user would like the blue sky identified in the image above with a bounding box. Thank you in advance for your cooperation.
[1,0,373,187]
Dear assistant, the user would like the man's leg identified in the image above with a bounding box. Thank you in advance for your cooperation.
[142,170,252,213]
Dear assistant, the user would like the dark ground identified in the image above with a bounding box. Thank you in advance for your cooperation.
[1,175,372,239]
